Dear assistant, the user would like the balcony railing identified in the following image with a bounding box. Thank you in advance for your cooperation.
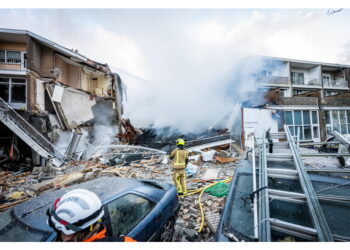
[322,97,350,106]
[323,78,349,88]
[280,96,318,106]
[256,76,289,86]
[0,59,26,71]
[292,78,321,87]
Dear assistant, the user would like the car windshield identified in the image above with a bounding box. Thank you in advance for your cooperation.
[0,209,50,242]
[224,173,254,239]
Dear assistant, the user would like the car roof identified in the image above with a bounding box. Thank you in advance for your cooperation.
[11,177,167,233]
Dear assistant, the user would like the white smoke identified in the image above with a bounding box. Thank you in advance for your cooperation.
[1,9,348,134]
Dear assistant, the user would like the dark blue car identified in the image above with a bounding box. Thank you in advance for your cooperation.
[215,159,350,242]
[0,177,180,242]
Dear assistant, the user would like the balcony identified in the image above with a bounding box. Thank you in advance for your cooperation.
[256,76,289,87]
[0,59,26,71]
[292,78,321,88]
[280,96,318,106]
[323,78,349,89]
[322,97,350,106]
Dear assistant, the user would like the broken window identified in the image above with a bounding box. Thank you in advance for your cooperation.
[0,76,26,107]
[0,77,10,102]
[284,110,320,141]
[11,85,26,103]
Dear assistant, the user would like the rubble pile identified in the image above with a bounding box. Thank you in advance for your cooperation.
[0,139,241,242]
[173,193,226,242]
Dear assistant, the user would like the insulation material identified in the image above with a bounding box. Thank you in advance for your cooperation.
[60,88,94,128]
[52,85,64,103]
[201,150,216,162]
[35,79,45,111]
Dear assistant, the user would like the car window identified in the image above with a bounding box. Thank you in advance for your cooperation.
[0,209,50,242]
[107,193,155,237]
[224,173,254,239]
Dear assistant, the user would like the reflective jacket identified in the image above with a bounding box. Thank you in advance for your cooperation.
[170,148,188,169]
[83,227,137,242]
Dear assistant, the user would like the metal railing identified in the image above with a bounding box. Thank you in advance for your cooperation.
[292,78,321,86]
[323,79,349,88]
[0,59,26,70]
[257,131,271,241]
[257,76,289,85]
[280,96,318,106]
[0,97,66,160]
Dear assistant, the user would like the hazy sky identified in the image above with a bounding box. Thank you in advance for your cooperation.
[1,9,350,132]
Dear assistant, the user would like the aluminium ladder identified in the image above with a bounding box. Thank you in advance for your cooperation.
[255,126,334,241]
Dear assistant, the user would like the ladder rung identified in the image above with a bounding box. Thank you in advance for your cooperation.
[268,174,298,180]
[270,218,317,241]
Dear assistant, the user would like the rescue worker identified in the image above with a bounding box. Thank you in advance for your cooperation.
[47,189,136,242]
[169,139,189,195]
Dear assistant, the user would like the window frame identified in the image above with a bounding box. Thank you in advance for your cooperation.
[291,71,305,85]
[325,110,350,136]
[0,50,26,70]
[284,109,320,141]
[0,76,27,108]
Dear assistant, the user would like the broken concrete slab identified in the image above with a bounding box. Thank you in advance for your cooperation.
[26,179,55,196]
[201,168,220,180]
[186,139,235,152]
[31,167,42,175]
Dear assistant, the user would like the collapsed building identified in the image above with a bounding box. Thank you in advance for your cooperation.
[0,28,125,168]
[242,56,350,147]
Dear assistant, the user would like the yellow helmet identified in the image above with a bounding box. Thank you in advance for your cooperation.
[176,139,185,146]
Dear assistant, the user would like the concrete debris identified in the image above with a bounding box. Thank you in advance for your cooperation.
[117,118,140,144]
[185,163,198,177]
[205,212,221,234]
[201,150,216,162]
[0,137,240,242]
[214,156,237,163]
[201,168,220,180]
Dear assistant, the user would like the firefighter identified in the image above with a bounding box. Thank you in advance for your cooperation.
[169,139,189,195]
[47,189,136,242]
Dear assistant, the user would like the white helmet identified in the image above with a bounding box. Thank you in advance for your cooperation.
[47,189,104,235]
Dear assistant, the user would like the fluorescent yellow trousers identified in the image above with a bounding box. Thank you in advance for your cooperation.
[172,169,187,194]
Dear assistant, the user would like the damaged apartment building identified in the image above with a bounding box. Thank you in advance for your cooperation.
[0,28,125,168]
[242,56,350,146]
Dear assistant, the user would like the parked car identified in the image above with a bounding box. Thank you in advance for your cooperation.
[215,159,350,242]
[0,177,180,242]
